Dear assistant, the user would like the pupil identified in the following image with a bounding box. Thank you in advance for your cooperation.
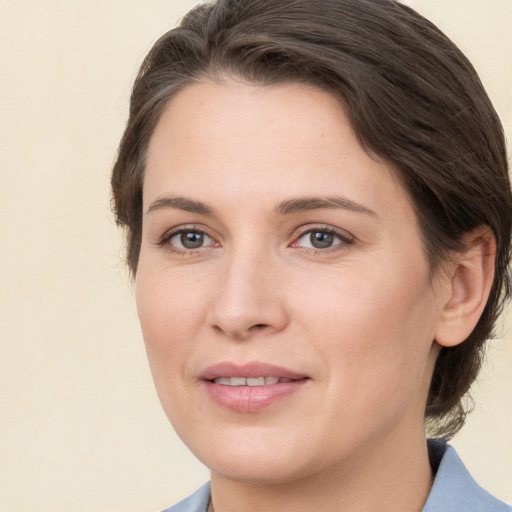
[181,232,204,249]
[311,231,333,249]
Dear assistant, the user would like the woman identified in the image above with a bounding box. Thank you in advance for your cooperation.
[111,0,512,510]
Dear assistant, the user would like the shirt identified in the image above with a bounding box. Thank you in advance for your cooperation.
[163,441,511,512]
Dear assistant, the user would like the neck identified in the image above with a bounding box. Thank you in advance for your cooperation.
[209,432,433,512]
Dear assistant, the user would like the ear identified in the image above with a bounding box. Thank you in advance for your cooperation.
[434,226,496,348]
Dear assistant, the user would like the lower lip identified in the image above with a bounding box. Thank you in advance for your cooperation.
[203,380,308,412]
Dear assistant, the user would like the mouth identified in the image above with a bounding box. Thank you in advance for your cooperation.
[200,361,308,383]
[212,376,296,386]
[199,362,310,412]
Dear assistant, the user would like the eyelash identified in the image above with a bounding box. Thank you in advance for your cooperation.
[156,224,355,255]
[156,224,218,255]
[292,225,355,253]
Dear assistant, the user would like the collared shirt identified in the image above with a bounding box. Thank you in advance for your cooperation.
[163,442,511,512]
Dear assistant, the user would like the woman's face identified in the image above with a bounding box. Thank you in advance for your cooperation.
[136,80,450,483]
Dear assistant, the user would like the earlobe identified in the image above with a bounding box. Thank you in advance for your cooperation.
[434,226,496,348]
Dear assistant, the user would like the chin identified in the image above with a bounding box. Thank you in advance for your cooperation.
[207,453,313,485]
[177,423,333,486]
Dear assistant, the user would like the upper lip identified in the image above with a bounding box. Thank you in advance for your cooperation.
[199,361,309,381]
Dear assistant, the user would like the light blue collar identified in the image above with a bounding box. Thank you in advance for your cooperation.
[423,441,510,511]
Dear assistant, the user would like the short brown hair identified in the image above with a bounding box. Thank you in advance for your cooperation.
[111,0,512,438]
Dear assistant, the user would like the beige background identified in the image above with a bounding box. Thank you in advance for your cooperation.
[0,1,510,510]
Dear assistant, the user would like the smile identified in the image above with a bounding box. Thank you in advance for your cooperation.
[213,377,294,386]
[201,362,310,412]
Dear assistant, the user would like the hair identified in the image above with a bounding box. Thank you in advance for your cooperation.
[111,0,512,439]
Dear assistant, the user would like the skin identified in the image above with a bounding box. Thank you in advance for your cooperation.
[136,80,493,512]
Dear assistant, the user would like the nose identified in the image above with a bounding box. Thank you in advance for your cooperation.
[207,247,290,341]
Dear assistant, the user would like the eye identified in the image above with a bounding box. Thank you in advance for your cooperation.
[167,230,215,250]
[294,228,352,250]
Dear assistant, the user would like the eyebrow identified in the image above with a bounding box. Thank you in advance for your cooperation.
[275,196,377,216]
[146,194,377,217]
[146,196,214,216]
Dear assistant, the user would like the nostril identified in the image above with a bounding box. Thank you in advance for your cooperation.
[251,323,269,331]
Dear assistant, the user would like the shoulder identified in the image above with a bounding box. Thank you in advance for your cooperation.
[161,482,211,512]
[423,441,511,512]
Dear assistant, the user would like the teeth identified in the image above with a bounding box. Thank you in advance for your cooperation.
[246,377,265,386]
[213,376,289,386]
[214,377,233,385]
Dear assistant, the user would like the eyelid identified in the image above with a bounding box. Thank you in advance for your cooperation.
[153,223,354,254]
[290,224,355,250]
[156,224,219,252]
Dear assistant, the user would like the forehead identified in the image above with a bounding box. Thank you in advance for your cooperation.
[148,79,348,166]
[144,80,413,222]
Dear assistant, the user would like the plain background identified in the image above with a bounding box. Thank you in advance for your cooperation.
[0,1,510,510]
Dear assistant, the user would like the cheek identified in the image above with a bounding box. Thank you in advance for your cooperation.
[136,260,212,332]
[135,270,206,423]
[295,263,438,394]
[135,269,205,376]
